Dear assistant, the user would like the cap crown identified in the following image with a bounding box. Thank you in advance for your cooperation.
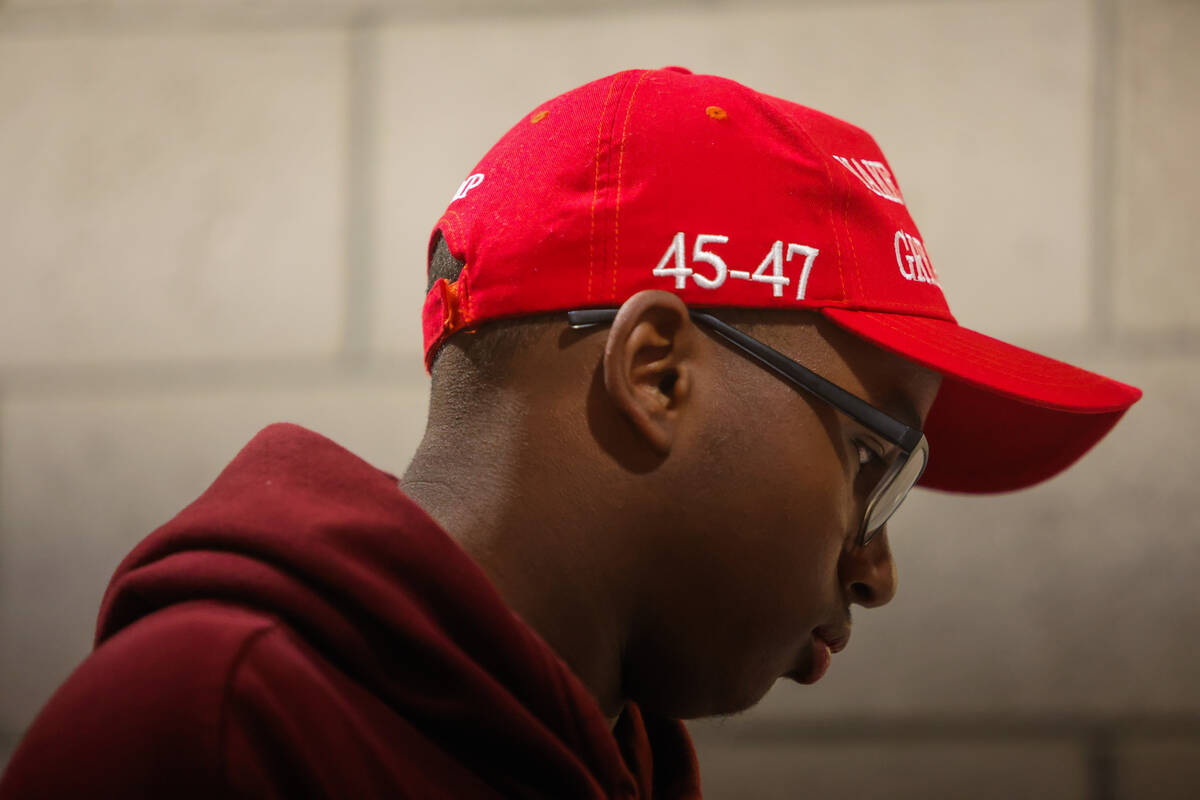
[424,67,954,366]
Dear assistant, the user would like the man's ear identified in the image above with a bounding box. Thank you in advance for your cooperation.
[602,290,699,456]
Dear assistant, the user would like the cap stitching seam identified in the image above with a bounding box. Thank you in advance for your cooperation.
[868,315,1090,381]
[824,298,956,314]
[774,106,848,300]
[436,214,460,254]
[794,116,866,300]
[599,76,632,298]
[427,215,460,357]
[441,209,473,323]
[859,313,1110,386]
[589,76,623,304]
[443,209,465,255]
[844,173,866,299]
[612,70,653,300]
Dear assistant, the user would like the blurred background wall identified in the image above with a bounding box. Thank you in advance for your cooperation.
[1,0,1197,797]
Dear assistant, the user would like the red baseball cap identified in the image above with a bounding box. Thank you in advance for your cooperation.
[422,66,1141,494]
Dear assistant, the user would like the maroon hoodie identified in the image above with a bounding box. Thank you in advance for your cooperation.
[0,423,702,799]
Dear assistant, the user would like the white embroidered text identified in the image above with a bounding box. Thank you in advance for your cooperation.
[894,230,940,287]
[652,233,820,300]
[451,173,485,201]
[832,156,904,205]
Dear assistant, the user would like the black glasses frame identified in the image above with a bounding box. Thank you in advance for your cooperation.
[566,307,929,546]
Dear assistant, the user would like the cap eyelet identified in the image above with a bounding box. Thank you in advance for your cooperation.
[705,105,727,120]
[531,109,549,124]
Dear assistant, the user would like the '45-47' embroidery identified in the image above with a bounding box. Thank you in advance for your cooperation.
[652,232,820,300]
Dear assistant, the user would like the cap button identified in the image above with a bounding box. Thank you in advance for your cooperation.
[661,65,693,74]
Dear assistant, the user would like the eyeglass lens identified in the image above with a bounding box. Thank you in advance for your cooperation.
[863,441,928,542]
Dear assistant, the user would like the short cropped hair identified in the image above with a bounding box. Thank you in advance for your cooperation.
[426,234,559,392]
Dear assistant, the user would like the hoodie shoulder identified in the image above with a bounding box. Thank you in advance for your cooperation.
[235,422,402,486]
[0,601,277,799]
[221,623,509,799]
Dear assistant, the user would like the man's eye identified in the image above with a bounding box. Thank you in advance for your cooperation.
[855,441,884,470]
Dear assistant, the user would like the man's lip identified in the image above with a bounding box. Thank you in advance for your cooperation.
[814,625,850,654]
[785,626,851,684]
[786,636,832,684]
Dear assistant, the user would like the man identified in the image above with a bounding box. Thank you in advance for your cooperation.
[0,67,1140,798]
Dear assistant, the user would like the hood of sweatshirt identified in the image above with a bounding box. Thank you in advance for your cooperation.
[94,422,700,799]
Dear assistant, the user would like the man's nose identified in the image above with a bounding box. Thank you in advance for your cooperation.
[839,525,898,608]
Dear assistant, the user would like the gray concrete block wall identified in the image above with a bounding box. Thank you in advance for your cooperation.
[0,29,350,366]
[1112,0,1200,337]
[1,1,1197,797]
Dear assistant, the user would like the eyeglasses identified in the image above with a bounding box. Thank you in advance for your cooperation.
[566,307,929,547]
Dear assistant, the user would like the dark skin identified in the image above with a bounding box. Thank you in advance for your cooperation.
[401,290,941,730]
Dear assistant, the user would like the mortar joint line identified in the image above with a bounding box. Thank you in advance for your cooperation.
[339,19,378,369]
[1089,0,1119,347]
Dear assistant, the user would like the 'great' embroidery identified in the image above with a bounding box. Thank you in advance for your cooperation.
[894,230,940,287]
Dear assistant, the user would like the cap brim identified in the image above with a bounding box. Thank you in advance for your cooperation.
[820,309,1142,494]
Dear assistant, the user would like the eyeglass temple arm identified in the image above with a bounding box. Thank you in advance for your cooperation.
[567,307,923,451]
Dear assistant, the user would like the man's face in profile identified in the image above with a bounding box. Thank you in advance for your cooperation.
[603,303,941,720]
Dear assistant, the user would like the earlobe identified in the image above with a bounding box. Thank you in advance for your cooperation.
[602,291,696,456]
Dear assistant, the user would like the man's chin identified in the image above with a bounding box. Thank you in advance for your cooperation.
[633,672,778,721]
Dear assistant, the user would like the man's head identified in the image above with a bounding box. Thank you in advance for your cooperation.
[407,67,1140,721]
[423,236,941,717]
